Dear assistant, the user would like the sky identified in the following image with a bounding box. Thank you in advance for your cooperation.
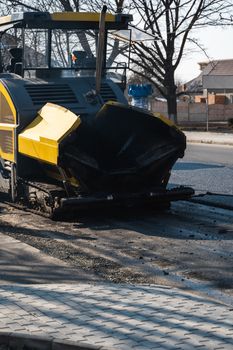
[175,25,233,83]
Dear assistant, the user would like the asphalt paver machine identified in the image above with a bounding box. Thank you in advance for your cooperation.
[0,8,193,217]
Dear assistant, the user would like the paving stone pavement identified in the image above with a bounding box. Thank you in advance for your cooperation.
[0,283,232,349]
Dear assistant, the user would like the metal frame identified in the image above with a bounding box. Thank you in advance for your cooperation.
[47,29,52,70]
[0,12,132,79]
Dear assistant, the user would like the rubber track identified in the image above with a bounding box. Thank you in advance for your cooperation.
[4,179,66,219]
[4,200,52,218]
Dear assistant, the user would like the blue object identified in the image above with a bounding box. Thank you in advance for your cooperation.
[128,84,152,109]
[128,84,152,98]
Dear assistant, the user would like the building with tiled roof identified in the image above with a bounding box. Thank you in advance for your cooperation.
[181,59,233,104]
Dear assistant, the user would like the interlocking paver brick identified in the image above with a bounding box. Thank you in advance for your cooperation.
[0,283,232,349]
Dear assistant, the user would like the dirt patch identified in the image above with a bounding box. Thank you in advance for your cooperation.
[0,201,232,301]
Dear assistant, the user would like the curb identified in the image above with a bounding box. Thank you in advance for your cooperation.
[187,139,233,146]
[0,332,111,350]
[184,131,233,146]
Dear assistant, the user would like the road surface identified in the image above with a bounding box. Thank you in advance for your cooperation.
[171,143,233,194]
[184,143,233,166]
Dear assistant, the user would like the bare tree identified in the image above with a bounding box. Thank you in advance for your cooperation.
[130,0,233,122]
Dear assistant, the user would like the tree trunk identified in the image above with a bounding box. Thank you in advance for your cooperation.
[164,70,177,124]
[166,87,177,124]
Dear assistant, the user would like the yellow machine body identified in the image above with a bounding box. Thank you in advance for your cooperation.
[0,82,17,163]
[0,12,116,26]
[18,103,81,165]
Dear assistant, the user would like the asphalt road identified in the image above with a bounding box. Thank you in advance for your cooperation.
[171,143,233,195]
[184,143,233,166]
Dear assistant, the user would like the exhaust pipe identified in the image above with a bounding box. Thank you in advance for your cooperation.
[96,5,107,95]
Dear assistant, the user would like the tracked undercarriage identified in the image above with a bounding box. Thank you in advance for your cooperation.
[1,161,194,219]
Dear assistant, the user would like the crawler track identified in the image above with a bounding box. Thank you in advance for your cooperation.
[4,177,195,220]
[4,201,52,218]
[6,178,67,218]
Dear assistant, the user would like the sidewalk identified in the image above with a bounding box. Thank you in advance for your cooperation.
[0,230,232,349]
[0,282,233,350]
[185,131,233,146]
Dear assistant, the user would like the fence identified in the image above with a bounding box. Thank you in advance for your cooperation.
[150,101,233,125]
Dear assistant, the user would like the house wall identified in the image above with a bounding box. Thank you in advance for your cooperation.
[191,94,226,104]
[194,96,206,103]
[151,101,233,123]
[208,94,226,105]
